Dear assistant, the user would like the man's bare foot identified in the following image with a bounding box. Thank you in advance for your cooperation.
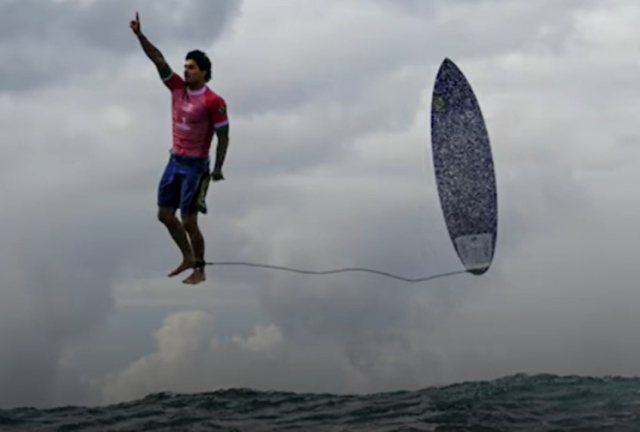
[168,259,195,277]
[182,269,206,285]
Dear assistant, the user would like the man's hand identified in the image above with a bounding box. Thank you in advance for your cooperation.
[129,12,141,35]
[211,168,225,181]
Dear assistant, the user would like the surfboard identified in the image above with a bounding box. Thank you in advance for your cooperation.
[430,58,497,275]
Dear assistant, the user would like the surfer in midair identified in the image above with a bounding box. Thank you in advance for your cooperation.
[130,12,230,285]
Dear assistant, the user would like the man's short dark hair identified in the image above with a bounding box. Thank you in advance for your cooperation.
[186,50,212,82]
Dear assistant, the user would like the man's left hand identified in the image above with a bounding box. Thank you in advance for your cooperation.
[211,168,224,181]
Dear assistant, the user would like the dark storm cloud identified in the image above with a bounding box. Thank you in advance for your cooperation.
[0,0,241,92]
[0,199,123,407]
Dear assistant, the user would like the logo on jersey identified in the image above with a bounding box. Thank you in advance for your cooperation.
[176,116,191,131]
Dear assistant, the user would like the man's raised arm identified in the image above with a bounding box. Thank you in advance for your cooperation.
[129,12,172,80]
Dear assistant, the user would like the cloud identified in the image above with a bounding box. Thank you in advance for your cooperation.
[96,308,439,404]
[95,310,281,403]
[0,209,117,408]
[0,0,241,92]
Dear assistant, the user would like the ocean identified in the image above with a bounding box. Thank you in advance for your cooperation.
[1,373,638,431]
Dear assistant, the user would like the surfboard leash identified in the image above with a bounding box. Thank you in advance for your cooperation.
[201,260,468,283]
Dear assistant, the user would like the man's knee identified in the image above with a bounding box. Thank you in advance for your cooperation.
[158,207,177,226]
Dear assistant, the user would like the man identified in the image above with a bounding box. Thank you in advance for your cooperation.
[130,12,230,285]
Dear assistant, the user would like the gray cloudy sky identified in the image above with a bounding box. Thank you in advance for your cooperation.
[1,0,640,409]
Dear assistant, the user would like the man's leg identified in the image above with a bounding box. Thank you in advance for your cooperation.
[157,159,196,276]
[158,207,196,276]
[178,167,211,285]
[181,211,206,284]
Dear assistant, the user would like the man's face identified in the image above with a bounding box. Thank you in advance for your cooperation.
[183,59,205,85]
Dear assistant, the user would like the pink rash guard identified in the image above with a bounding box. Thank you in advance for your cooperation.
[162,72,229,158]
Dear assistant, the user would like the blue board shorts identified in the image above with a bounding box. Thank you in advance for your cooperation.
[158,152,211,214]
